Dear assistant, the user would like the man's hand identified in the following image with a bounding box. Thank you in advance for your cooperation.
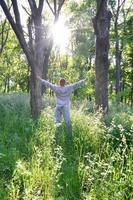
[84,77,89,81]
[37,75,42,81]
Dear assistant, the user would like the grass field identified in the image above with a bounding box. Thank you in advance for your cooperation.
[0,93,132,200]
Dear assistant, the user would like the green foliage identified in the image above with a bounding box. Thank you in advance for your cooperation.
[0,94,33,199]
[109,2,133,104]
[0,26,28,93]
[48,0,95,102]
[0,0,132,198]
[68,0,95,61]
[0,94,132,199]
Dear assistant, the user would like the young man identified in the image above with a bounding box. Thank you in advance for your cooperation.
[37,76,87,127]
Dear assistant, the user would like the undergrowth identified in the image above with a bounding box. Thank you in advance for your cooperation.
[0,94,132,200]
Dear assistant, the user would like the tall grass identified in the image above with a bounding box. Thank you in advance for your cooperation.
[0,94,132,199]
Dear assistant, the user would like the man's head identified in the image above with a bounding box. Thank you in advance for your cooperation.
[59,78,65,86]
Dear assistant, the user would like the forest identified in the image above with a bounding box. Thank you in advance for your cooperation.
[0,0,133,199]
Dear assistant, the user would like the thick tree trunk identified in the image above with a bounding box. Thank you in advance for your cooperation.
[30,69,42,118]
[93,0,111,112]
[0,0,65,119]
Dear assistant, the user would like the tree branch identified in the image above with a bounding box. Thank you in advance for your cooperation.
[95,0,105,19]
[120,0,126,8]
[0,0,17,33]
[38,0,44,14]
[54,0,66,22]
[22,5,31,17]
[124,2,133,19]
[0,0,33,67]
[110,3,116,21]
[28,0,37,16]
[54,0,57,15]
[46,0,54,15]
[11,0,21,26]
[57,0,65,13]
[28,17,34,54]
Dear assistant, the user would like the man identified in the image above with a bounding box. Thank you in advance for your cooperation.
[37,76,87,127]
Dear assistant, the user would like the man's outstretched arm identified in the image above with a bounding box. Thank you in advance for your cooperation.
[37,76,56,91]
[70,78,88,90]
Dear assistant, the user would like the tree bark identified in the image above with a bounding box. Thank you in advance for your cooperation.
[0,0,65,118]
[115,31,122,95]
[93,0,111,112]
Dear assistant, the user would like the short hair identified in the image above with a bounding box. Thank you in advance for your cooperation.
[60,78,65,85]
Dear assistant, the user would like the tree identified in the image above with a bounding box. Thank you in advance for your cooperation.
[109,0,133,103]
[0,29,28,93]
[68,0,95,69]
[0,19,9,55]
[0,0,65,118]
[109,0,125,97]
[122,14,133,105]
[93,0,112,111]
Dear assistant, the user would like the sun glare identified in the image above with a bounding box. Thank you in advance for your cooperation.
[52,19,70,53]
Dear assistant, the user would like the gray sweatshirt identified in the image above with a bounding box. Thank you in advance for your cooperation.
[41,79,86,106]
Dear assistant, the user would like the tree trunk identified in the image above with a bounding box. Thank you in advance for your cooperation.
[114,19,122,100]
[120,80,124,103]
[30,69,42,118]
[3,79,6,93]
[115,57,120,95]
[131,81,133,106]
[0,0,65,119]
[41,41,53,94]
[115,38,122,95]
[0,19,9,55]
[7,76,10,92]
[112,0,126,102]
[93,0,111,112]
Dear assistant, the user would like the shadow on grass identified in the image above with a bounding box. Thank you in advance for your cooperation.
[55,124,82,200]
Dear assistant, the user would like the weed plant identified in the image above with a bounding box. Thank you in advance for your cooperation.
[0,94,132,199]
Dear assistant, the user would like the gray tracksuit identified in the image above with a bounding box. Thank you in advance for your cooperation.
[41,79,86,125]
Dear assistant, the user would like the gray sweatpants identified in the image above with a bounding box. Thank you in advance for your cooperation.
[54,104,71,126]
